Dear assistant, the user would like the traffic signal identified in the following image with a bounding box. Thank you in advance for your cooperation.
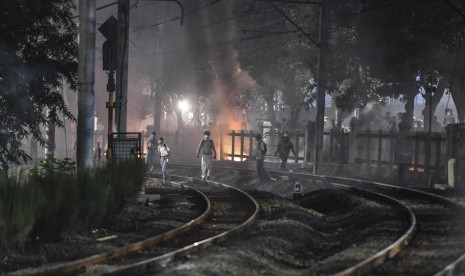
[98,16,117,71]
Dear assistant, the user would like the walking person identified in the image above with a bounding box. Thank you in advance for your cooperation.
[254,134,271,182]
[146,131,156,171]
[157,137,170,182]
[274,132,297,170]
[196,131,217,180]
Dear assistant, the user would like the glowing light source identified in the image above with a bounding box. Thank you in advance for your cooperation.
[178,100,189,112]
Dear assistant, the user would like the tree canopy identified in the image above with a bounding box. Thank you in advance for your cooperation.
[0,0,77,169]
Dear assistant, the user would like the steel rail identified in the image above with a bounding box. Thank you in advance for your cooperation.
[324,183,417,276]
[106,173,260,275]
[10,179,210,276]
[170,163,465,275]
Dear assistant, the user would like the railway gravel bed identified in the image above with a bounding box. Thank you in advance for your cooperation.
[166,164,465,275]
[4,182,204,275]
[363,187,465,275]
[149,188,407,275]
[141,166,411,275]
[82,176,258,275]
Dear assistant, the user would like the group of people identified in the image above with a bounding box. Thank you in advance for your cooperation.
[146,129,297,184]
[146,130,218,182]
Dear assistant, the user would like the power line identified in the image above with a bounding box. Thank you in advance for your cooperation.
[140,31,296,56]
[132,0,226,31]
[266,0,318,46]
[442,0,465,19]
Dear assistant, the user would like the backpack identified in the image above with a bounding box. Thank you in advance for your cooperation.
[260,141,267,155]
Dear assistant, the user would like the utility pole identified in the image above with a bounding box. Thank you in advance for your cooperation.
[153,3,166,135]
[77,0,96,169]
[265,0,327,175]
[313,0,328,175]
[116,0,130,133]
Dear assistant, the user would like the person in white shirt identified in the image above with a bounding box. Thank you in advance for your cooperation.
[157,137,170,181]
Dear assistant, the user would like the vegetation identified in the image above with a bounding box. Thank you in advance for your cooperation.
[0,0,77,170]
[232,0,465,127]
[0,159,145,247]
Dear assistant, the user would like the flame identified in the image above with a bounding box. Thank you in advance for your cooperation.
[408,167,424,173]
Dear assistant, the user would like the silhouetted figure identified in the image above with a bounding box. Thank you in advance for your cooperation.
[146,131,156,171]
[95,142,102,166]
[388,116,397,132]
[274,132,296,170]
[444,108,456,126]
[431,115,442,132]
[254,134,271,182]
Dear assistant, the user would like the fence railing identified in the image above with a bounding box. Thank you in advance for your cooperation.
[225,126,447,179]
[224,130,305,162]
[350,130,446,168]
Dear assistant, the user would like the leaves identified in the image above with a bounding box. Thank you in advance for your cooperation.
[0,0,77,169]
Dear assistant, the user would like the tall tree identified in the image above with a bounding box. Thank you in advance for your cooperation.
[0,0,77,170]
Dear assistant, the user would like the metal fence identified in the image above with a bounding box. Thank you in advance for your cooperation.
[225,130,305,162]
[110,132,142,161]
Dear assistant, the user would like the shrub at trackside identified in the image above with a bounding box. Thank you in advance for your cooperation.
[0,158,145,247]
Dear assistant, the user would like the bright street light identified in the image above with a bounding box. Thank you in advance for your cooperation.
[178,100,189,112]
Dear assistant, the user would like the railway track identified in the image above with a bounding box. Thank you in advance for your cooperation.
[9,163,464,275]
[167,164,465,275]
[85,174,259,275]
[9,175,259,276]
[319,176,465,275]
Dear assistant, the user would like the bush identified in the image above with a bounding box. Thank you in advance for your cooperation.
[0,173,38,248]
[0,158,146,245]
[77,169,112,227]
[30,159,79,240]
[101,159,146,216]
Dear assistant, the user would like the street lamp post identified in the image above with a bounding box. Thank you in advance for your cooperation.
[424,72,438,187]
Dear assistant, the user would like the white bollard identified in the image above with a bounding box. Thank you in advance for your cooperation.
[448,158,456,188]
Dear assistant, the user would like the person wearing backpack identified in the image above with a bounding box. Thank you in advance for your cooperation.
[196,131,217,180]
[157,137,170,182]
[254,133,271,182]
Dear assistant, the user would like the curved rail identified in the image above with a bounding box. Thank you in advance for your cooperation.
[328,184,417,275]
[10,179,211,276]
[170,163,465,275]
[106,173,260,275]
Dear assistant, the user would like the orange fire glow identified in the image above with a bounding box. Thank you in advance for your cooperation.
[408,167,424,173]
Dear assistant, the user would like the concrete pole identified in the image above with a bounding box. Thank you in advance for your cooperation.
[313,0,329,175]
[153,3,165,135]
[77,0,96,169]
[45,108,56,159]
[116,0,130,132]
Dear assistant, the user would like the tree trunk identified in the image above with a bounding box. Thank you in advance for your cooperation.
[289,104,301,129]
[174,108,183,135]
[153,82,162,135]
[404,89,415,127]
[422,83,445,130]
[45,111,55,159]
[264,96,276,125]
[336,108,351,129]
